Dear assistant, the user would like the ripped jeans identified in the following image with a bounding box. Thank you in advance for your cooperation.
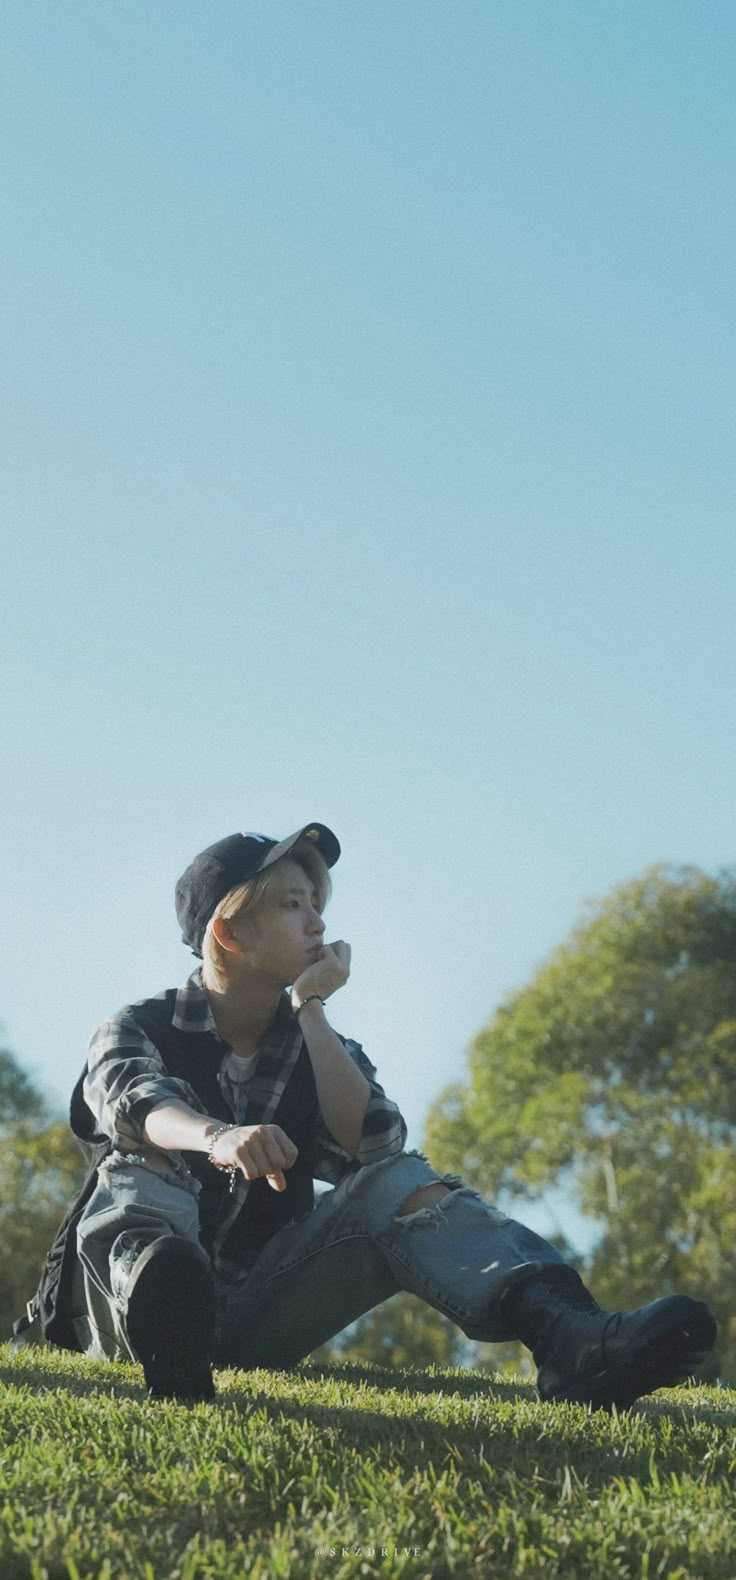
[74,1148,568,1367]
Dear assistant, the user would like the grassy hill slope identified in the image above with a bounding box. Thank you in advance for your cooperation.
[1,1345,734,1579]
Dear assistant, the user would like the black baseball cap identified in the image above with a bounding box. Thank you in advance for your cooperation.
[175,823,341,957]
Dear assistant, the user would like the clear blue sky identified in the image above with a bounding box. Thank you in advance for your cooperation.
[2,2,735,1251]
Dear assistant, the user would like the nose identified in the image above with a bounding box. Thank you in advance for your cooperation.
[309,909,325,937]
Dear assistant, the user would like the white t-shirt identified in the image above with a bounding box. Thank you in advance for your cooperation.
[217,1048,262,1125]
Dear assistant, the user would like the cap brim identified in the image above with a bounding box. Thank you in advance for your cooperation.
[260,823,340,871]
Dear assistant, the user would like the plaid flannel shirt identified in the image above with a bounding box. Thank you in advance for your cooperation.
[83,966,407,1186]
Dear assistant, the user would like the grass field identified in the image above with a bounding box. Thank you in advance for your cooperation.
[1,1345,734,1579]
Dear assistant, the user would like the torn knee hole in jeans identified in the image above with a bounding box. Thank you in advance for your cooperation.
[393,1174,472,1228]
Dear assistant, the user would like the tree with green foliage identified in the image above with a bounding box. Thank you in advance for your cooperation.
[424,864,736,1381]
[0,1038,85,1340]
[0,1040,45,1128]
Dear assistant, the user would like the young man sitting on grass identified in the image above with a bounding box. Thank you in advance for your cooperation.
[69,823,716,1405]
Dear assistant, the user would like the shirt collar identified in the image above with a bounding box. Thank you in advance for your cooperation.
[172,966,221,1036]
[171,966,297,1046]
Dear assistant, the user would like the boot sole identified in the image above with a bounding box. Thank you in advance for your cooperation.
[126,1237,216,1403]
[541,1297,717,1410]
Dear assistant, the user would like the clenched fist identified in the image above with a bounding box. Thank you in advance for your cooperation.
[291,940,351,1013]
[210,1122,298,1192]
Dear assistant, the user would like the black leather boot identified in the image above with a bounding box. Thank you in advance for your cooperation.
[125,1235,216,1403]
[503,1268,717,1410]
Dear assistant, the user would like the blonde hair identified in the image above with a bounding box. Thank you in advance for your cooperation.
[201,840,331,990]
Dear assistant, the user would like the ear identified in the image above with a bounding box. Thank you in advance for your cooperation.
[212,916,242,955]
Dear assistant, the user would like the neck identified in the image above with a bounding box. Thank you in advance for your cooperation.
[203,967,284,1054]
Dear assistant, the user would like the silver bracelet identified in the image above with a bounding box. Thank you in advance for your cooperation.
[207,1123,240,1193]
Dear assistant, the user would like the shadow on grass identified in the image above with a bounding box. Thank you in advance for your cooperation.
[297,1357,537,1403]
[0,1351,535,1411]
[3,1347,734,1442]
[202,1375,736,1494]
[0,1354,146,1403]
[295,1359,736,1425]
[3,1349,736,1507]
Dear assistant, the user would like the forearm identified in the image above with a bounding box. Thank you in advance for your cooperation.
[143,1099,220,1153]
[295,1000,371,1155]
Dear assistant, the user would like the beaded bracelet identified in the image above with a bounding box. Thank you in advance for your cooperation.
[207,1123,240,1194]
[294,994,325,1015]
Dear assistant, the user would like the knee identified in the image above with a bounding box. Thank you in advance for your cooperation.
[341,1149,467,1223]
[396,1182,452,1217]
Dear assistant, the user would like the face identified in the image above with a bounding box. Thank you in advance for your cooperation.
[231,857,326,986]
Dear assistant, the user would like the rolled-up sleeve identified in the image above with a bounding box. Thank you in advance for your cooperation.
[84,1013,208,1148]
[310,1039,408,1185]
